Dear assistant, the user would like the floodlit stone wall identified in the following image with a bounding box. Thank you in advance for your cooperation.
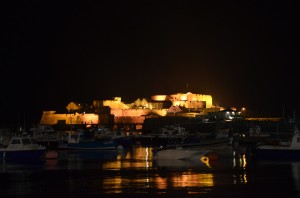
[39,92,213,126]
[40,108,169,126]
[40,111,99,125]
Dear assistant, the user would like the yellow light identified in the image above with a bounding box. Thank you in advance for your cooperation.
[200,156,211,168]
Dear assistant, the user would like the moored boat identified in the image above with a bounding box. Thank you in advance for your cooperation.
[164,135,231,150]
[253,126,300,160]
[57,131,121,150]
[153,146,212,160]
[0,136,47,160]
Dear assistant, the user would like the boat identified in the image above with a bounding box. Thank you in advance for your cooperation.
[238,125,271,144]
[164,135,231,150]
[144,123,232,150]
[93,127,134,149]
[29,125,66,141]
[152,146,212,160]
[133,125,188,147]
[254,126,300,160]
[29,124,67,149]
[0,136,47,160]
[57,131,121,150]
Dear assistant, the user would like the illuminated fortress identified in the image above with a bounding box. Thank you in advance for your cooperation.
[39,92,218,129]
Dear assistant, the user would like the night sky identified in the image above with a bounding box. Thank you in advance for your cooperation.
[1,0,298,128]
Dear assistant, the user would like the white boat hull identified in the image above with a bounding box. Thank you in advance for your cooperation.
[254,126,300,160]
[153,148,212,160]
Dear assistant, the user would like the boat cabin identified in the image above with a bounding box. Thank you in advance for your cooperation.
[6,137,44,150]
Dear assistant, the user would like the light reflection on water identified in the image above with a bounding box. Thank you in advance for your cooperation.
[1,145,300,197]
[104,146,154,170]
[233,153,248,184]
[50,145,233,195]
[74,146,218,195]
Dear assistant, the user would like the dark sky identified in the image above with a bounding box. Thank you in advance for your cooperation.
[1,0,298,127]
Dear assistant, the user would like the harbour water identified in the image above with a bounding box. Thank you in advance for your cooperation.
[0,145,300,198]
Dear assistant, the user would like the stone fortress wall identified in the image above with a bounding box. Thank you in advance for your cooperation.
[39,92,214,128]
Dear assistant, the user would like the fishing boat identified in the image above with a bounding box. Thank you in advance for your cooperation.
[0,136,47,160]
[254,126,300,160]
[57,131,121,150]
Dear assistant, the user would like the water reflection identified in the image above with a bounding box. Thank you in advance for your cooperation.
[2,145,299,197]
[97,146,231,195]
[291,162,300,197]
[100,146,217,194]
[232,153,248,184]
[104,146,153,170]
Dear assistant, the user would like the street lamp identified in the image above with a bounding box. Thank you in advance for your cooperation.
[241,107,246,117]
